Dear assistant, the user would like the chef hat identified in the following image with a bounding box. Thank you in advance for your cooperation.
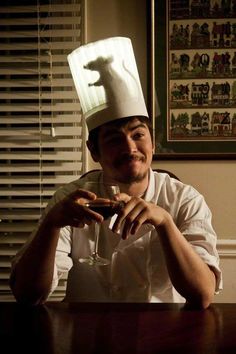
[67,37,149,132]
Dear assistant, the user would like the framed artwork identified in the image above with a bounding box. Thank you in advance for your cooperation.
[149,0,236,160]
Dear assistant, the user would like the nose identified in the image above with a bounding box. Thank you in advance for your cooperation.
[122,136,137,153]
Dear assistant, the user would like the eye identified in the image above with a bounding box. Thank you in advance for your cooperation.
[103,135,121,145]
[133,131,145,140]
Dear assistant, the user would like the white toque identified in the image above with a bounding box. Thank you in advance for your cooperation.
[68,37,149,131]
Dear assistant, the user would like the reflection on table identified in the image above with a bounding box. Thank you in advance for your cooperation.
[0,302,235,353]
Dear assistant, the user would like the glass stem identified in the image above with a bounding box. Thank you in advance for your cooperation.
[93,222,101,257]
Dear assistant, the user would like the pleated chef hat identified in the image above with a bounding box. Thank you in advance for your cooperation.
[67,37,149,132]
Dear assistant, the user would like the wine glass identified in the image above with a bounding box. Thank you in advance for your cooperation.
[79,181,122,266]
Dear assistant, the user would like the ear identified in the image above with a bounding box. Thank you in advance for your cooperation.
[86,140,100,162]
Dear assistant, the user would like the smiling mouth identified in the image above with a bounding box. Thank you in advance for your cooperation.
[115,155,145,168]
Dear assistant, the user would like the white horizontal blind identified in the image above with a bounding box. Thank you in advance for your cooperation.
[0,0,85,300]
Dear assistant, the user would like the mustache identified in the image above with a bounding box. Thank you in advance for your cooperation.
[114,154,145,167]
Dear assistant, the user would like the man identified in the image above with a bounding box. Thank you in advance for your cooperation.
[10,37,222,307]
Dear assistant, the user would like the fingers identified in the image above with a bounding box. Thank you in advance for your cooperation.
[58,188,104,228]
[71,218,84,228]
[70,203,104,225]
[56,189,156,234]
[70,188,97,204]
[112,197,150,239]
[114,192,131,204]
[70,214,97,228]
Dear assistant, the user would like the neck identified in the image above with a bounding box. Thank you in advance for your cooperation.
[104,171,149,197]
[120,180,148,197]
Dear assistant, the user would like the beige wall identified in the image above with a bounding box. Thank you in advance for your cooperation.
[85,0,236,240]
[86,0,147,95]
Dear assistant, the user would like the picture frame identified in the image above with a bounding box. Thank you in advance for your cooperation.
[148,0,236,160]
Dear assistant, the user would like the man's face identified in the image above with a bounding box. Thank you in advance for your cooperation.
[93,117,154,184]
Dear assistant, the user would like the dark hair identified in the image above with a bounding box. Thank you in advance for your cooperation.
[88,116,153,153]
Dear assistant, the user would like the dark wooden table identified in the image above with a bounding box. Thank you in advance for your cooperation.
[0,302,236,353]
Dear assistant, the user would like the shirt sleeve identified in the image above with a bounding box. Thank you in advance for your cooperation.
[177,191,223,293]
[11,184,76,296]
[49,226,73,294]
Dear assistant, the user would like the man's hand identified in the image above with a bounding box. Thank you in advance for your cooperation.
[47,189,108,229]
[112,193,170,239]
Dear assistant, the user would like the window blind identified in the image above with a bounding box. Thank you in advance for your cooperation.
[0,0,85,301]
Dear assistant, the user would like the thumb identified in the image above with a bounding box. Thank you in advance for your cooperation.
[70,188,97,203]
[114,192,131,203]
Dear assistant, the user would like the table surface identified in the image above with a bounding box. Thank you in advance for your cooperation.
[1,302,236,354]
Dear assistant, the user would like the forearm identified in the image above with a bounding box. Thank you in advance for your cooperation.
[157,215,216,309]
[10,186,100,305]
[10,217,61,305]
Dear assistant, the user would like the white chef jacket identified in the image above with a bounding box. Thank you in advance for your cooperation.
[12,169,222,303]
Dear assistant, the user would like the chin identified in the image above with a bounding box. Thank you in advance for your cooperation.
[117,170,148,184]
